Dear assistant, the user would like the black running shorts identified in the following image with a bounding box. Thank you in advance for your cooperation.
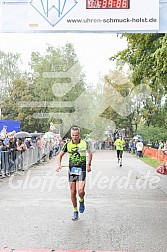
[68,170,86,182]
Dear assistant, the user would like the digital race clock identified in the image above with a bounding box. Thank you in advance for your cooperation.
[86,0,130,9]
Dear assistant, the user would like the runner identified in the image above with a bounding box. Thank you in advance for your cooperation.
[56,126,92,220]
[114,135,125,167]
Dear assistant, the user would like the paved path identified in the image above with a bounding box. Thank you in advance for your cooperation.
[0,150,167,252]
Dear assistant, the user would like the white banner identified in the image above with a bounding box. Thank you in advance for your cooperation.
[28,0,159,31]
[0,0,159,32]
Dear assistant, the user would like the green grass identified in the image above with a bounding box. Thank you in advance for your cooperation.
[140,156,162,168]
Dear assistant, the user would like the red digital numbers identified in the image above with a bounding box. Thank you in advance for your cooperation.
[87,0,129,9]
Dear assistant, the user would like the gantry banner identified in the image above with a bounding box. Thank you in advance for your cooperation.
[0,0,160,32]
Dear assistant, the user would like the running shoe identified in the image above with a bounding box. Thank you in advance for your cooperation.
[79,200,85,213]
[72,211,78,220]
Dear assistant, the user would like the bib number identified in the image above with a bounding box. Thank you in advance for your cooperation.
[70,167,82,175]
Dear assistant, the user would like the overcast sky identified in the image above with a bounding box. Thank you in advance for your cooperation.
[0,33,127,84]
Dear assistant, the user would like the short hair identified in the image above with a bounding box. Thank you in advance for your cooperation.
[71,126,80,133]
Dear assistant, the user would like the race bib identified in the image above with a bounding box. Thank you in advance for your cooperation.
[70,167,82,175]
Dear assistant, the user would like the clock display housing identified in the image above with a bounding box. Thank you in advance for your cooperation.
[86,0,130,9]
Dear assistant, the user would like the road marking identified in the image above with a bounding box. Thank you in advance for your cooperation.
[0,250,129,252]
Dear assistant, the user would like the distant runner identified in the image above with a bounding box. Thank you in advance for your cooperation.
[114,135,125,167]
[56,126,92,220]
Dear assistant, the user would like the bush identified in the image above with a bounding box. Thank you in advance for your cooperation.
[137,125,167,146]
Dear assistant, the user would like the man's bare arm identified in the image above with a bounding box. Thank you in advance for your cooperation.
[87,150,93,172]
[56,151,65,172]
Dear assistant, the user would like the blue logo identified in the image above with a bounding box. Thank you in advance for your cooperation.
[30,0,78,27]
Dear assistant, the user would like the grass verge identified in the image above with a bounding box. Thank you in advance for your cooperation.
[140,156,162,168]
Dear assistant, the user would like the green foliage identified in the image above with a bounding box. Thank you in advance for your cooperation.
[111,34,164,84]
[0,51,22,99]
[137,125,167,145]
[1,43,88,133]
[0,36,166,139]
[30,43,87,132]
[2,79,36,132]
[100,70,135,136]
[110,34,167,130]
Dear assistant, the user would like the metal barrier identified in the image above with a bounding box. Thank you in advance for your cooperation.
[0,144,54,178]
[0,150,15,177]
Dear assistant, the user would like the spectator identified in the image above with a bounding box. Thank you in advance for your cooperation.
[16,138,27,171]
[16,139,27,152]
[159,141,164,150]
[136,140,143,158]
[163,141,167,150]
[0,140,4,177]
[163,141,167,155]
[0,125,7,138]
[25,138,35,149]
[154,140,159,149]
[3,141,15,176]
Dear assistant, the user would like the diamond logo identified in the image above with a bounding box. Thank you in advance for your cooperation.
[29,0,78,27]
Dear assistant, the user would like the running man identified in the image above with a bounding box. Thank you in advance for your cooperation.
[56,126,93,220]
[114,135,125,167]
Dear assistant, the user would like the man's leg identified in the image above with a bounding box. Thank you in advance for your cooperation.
[78,180,86,213]
[117,150,120,162]
[70,181,77,208]
[120,151,123,166]
[70,181,78,220]
[138,151,142,158]
[78,181,85,199]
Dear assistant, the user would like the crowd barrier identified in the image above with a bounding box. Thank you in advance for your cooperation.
[143,147,167,163]
[0,145,57,178]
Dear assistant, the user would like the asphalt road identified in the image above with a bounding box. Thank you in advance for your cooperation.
[0,150,167,252]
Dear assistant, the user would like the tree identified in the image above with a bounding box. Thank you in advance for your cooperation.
[29,43,88,133]
[0,51,22,100]
[137,125,167,146]
[2,79,36,132]
[100,70,137,136]
[1,43,97,134]
[110,34,167,130]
